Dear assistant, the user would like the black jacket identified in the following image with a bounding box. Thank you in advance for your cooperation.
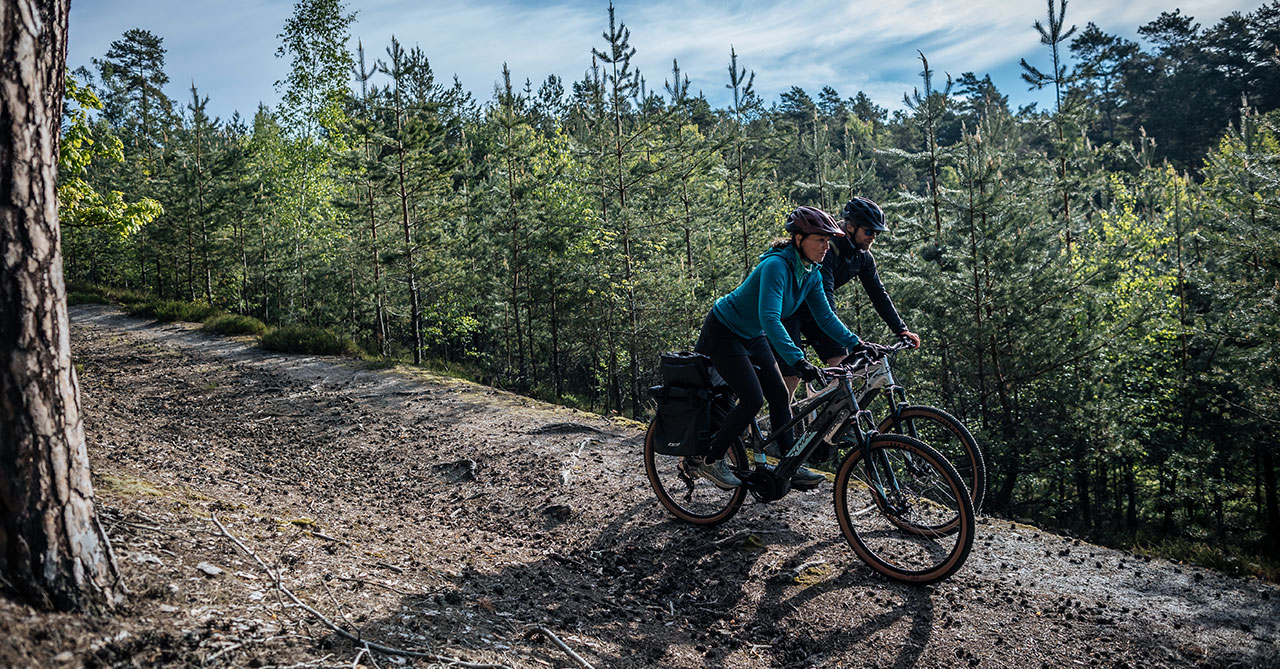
[794,233,906,334]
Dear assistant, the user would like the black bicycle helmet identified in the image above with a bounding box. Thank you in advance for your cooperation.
[784,206,844,237]
[841,196,888,232]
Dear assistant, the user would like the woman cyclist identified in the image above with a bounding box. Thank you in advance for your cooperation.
[688,206,866,489]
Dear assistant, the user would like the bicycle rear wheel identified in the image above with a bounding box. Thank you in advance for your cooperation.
[833,434,974,584]
[644,418,748,526]
[879,405,986,511]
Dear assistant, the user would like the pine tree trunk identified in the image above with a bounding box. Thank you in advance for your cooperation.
[193,116,212,303]
[965,137,990,432]
[186,212,195,300]
[154,255,163,298]
[366,184,387,357]
[550,264,561,400]
[0,0,123,612]
[737,144,749,279]
[397,141,421,365]
[1263,444,1279,556]
[506,151,525,383]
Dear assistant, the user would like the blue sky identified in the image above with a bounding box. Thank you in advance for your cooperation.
[68,0,1266,123]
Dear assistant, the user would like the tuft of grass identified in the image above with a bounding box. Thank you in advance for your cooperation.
[103,286,150,305]
[95,473,164,498]
[261,324,361,357]
[363,357,397,370]
[67,289,108,305]
[126,299,220,323]
[202,313,267,336]
[66,282,150,306]
[1136,538,1280,582]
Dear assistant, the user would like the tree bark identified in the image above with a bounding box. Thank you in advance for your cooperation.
[0,0,123,611]
[1263,444,1279,556]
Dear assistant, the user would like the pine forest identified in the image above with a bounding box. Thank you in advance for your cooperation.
[62,1,1280,574]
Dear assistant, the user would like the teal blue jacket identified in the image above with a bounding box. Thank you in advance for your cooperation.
[711,245,861,365]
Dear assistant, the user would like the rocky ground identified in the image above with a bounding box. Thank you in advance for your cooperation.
[1,303,1277,668]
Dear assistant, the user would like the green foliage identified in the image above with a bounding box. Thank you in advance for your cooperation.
[67,289,109,305]
[102,286,151,306]
[261,325,361,356]
[275,0,356,139]
[202,314,268,336]
[1136,539,1280,582]
[59,72,163,235]
[125,299,220,323]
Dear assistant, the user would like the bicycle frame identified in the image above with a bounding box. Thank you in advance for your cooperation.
[852,352,911,429]
[729,364,895,500]
[796,340,915,442]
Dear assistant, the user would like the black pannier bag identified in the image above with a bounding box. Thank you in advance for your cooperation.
[648,352,716,456]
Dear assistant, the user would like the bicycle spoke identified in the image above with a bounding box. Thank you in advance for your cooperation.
[834,435,974,584]
[879,406,986,512]
[645,418,747,526]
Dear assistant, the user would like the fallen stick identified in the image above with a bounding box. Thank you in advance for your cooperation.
[532,627,595,669]
[712,529,789,549]
[372,561,404,574]
[108,518,185,541]
[713,531,760,549]
[205,641,245,664]
[320,577,356,630]
[333,575,416,596]
[210,514,509,669]
[305,530,345,544]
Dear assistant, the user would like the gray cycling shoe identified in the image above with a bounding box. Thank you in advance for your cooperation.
[689,456,742,489]
[791,465,825,489]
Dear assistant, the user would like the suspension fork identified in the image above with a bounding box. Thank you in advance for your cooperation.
[842,389,900,508]
[867,384,913,436]
[863,443,911,514]
[889,385,911,430]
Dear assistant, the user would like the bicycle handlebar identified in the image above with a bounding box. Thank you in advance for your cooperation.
[815,336,917,381]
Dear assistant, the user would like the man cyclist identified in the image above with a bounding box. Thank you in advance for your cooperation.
[774,196,920,397]
[766,197,920,485]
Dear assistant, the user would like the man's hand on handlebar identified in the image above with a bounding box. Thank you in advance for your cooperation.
[897,329,921,348]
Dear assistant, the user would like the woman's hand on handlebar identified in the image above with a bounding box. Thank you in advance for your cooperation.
[795,359,824,383]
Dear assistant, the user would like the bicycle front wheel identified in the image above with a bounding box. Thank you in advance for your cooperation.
[833,434,975,584]
[644,418,748,526]
[878,405,986,512]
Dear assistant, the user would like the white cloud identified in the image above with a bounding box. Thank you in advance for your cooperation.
[69,0,1270,121]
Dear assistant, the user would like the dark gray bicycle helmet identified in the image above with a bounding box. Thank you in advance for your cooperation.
[784,206,844,236]
[841,196,888,232]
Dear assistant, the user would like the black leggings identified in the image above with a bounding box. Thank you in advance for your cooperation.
[694,311,796,461]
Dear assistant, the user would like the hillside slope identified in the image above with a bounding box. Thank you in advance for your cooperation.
[2,304,1276,668]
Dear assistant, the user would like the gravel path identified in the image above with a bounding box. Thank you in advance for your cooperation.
[3,303,1275,669]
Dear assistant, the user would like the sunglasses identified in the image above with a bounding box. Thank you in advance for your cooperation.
[860,227,880,237]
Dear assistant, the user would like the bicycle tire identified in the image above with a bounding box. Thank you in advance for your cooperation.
[644,415,749,526]
[878,405,986,512]
[852,429,968,539]
[833,434,975,584]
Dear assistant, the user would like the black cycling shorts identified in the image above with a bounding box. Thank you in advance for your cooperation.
[773,309,848,376]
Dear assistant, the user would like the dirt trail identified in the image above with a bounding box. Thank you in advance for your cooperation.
[2,303,1277,668]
